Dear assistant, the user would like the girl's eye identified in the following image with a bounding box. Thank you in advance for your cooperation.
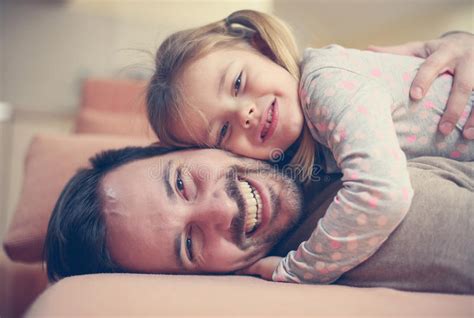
[186,230,194,262]
[217,121,229,147]
[233,71,243,96]
[176,170,187,199]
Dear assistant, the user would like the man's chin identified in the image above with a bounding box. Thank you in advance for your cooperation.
[257,176,303,251]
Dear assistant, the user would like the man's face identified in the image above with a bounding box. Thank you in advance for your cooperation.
[102,149,302,274]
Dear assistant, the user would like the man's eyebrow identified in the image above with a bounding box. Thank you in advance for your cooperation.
[175,233,185,271]
[164,160,175,201]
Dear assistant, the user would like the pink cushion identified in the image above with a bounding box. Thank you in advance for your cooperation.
[0,250,48,317]
[74,108,157,139]
[2,133,151,262]
[80,78,148,113]
[27,274,474,316]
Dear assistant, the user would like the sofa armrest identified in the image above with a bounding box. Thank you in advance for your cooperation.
[26,274,474,317]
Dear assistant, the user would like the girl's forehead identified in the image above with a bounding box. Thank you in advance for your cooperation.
[168,105,213,147]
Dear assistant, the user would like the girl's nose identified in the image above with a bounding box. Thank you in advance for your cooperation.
[237,104,256,129]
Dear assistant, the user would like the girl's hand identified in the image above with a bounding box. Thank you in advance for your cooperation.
[235,256,282,281]
[368,31,474,140]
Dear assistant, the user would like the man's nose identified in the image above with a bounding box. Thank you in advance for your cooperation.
[193,193,237,233]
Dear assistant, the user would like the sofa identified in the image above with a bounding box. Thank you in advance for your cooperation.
[1,78,473,317]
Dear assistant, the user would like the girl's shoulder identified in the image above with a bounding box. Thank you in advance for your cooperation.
[301,44,363,70]
[300,44,371,89]
[301,44,423,78]
[300,44,424,91]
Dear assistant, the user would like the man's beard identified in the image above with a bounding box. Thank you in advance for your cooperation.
[222,158,304,253]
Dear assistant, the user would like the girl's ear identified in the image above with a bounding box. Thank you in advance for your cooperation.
[150,140,165,147]
[251,33,276,62]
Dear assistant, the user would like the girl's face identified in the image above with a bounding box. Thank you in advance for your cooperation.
[173,46,304,160]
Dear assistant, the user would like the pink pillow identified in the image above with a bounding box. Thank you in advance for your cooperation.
[80,78,148,113]
[75,108,157,139]
[3,133,151,262]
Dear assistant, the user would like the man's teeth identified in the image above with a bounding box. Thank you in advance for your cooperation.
[238,180,262,234]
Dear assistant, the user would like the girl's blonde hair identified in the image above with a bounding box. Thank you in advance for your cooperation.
[147,9,316,183]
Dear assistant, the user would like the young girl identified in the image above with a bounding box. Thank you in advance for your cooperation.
[146,10,473,284]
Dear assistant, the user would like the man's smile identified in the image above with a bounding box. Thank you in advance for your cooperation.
[237,179,263,235]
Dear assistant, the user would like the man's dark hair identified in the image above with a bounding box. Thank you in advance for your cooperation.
[44,145,181,282]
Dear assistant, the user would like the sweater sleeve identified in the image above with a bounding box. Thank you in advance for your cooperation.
[273,68,414,284]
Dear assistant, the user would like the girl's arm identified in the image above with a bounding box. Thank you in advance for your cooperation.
[369,31,474,139]
[273,68,414,284]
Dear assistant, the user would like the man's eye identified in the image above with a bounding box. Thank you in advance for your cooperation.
[176,170,186,198]
[220,122,229,139]
[233,71,242,96]
[217,122,229,147]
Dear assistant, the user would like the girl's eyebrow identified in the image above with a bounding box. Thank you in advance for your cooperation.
[218,61,235,96]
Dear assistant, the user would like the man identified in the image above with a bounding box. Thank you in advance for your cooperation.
[45,147,304,279]
[44,146,474,294]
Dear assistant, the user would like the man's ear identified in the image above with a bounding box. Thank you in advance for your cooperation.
[251,33,276,62]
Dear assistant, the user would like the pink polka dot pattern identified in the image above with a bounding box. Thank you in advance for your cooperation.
[330,240,342,250]
[424,100,435,110]
[402,72,411,82]
[347,241,358,251]
[331,252,342,261]
[295,248,303,260]
[377,215,388,227]
[402,187,411,201]
[450,151,461,159]
[371,68,382,77]
[328,121,336,131]
[315,261,326,271]
[357,105,369,115]
[341,80,356,90]
[324,87,335,96]
[316,122,328,133]
[457,144,468,153]
[356,213,368,225]
[314,243,324,253]
[368,236,380,246]
[418,110,429,119]
[418,136,429,145]
[303,272,314,280]
[406,135,417,143]
[368,196,378,209]
[436,142,448,150]
[343,204,354,215]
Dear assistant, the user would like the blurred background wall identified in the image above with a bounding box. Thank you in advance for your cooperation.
[0,0,472,237]
[0,0,472,115]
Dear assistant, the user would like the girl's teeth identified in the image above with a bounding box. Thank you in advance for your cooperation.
[267,108,273,122]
